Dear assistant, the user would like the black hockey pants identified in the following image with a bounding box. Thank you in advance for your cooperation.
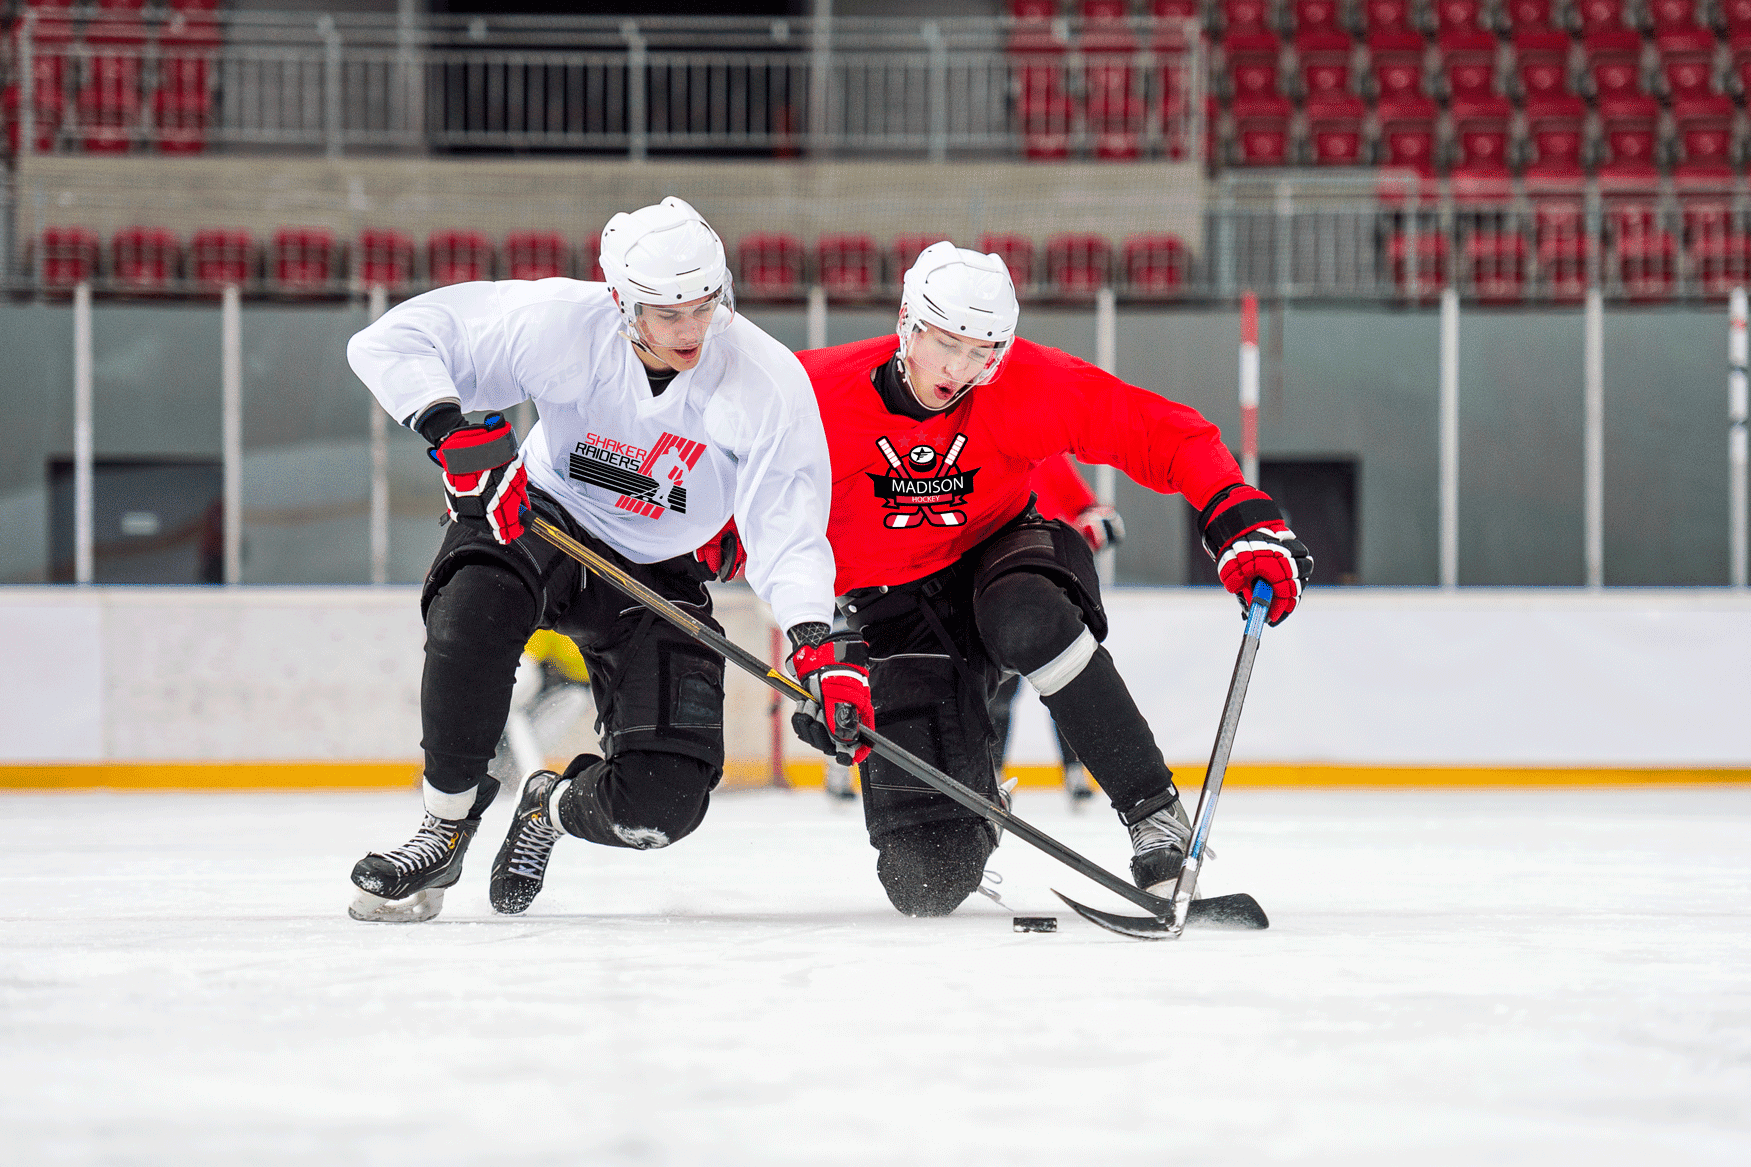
[841,505,1178,913]
[419,488,725,850]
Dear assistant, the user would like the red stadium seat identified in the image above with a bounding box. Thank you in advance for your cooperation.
[1575,0,1638,39]
[1225,36,1285,107]
[274,227,338,291]
[1307,94,1367,164]
[1513,34,1578,111]
[502,231,570,281]
[1376,95,1439,176]
[1086,50,1145,159]
[1465,230,1528,302]
[1045,233,1113,297]
[1610,206,1678,299]
[111,226,180,289]
[357,229,414,290]
[1672,99,1737,185]
[1387,230,1449,299]
[1361,0,1418,39]
[1221,0,1273,38]
[1501,0,1560,33]
[427,230,494,286]
[1687,201,1751,296]
[37,226,99,286]
[1598,100,1662,189]
[816,233,881,300]
[1648,0,1701,32]
[1534,201,1589,301]
[1081,0,1128,20]
[1451,100,1513,182]
[1432,0,1493,49]
[1523,102,1588,192]
[978,233,1036,294]
[76,51,142,153]
[1020,93,1075,158]
[1368,40,1426,106]
[1230,97,1293,164]
[737,232,804,300]
[1295,28,1355,106]
[1290,0,1345,37]
[152,89,209,154]
[1441,40,1500,107]
[1123,233,1188,296]
[189,228,253,288]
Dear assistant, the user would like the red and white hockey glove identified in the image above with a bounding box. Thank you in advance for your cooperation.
[1199,483,1313,626]
[694,518,746,582]
[787,625,873,765]
[1072,504,1126,552]
[429,413,528,545]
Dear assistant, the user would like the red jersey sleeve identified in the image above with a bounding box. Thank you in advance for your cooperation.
[989,339,1243,511]
[1028,453,1097,523]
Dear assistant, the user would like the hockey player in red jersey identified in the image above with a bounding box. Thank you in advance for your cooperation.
[798,241,1312,917]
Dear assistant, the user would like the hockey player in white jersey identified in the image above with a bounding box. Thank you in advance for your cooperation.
[345,198,873,921]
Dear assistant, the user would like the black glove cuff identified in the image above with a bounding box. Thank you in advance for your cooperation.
[1200,493,1285,559]
[411,401,467,446]
[786,622,832,649]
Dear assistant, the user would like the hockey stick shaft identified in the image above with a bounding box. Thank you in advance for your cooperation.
[528,516,1177,918]
[1167,580,1272,934]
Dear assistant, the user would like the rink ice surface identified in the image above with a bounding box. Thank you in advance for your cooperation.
[2,785,1749,1166]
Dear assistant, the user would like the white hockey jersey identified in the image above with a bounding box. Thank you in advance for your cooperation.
[347,278,836,630]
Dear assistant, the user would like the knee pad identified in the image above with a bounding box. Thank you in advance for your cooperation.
[425,559,537,651]
[874,818,993,917]
[556,750,717,850]
[974,570,1091,681]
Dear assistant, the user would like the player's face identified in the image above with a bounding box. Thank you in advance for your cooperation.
[634,291,722,371]
[902,321,1001,411]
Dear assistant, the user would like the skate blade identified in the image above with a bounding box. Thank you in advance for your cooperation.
[348,886,446,923]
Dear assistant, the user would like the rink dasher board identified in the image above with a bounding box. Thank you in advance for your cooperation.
[1,585,1749,774]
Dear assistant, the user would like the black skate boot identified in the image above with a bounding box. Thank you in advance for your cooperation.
[1120,790,1192,895]
[349,782,497,923]
[490,769,566,915]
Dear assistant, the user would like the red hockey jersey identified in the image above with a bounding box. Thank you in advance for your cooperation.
[799,335,1243,593]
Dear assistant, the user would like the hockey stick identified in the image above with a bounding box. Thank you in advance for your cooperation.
[1055,580,1274,939]
[529,516,1250,929]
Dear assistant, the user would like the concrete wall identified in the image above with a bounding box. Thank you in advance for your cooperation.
[3,586,1747,773]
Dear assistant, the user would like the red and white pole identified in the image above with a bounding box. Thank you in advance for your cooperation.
[1239,290,1260,487]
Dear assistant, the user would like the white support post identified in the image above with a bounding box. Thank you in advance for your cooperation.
[1239,290,1260,487]
[806,285,827,350]
[1730,287,1748,588]
[222,284,243,585]
[1439,286,1459,588]
[1584,287,1605,589]
[368,284,390,585]
[73,282,93,584]
[1094,286,1118,585]
[810,0,833,156]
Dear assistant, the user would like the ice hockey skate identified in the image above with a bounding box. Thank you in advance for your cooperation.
[1122,793,1192,895]
[490,769,565,915]
[349,808,488,923]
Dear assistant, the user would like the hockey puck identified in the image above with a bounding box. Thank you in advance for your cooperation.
[1012,916,1058,933]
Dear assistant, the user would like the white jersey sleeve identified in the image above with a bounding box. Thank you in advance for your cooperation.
[346,281,532,424]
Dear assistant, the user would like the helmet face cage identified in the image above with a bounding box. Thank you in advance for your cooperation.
[627,271,736,349]
[896,310,1010,404]
[600,198,735,346]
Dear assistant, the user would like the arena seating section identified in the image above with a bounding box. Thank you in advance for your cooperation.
[25,223,1191,301]
[12,1,1751,301]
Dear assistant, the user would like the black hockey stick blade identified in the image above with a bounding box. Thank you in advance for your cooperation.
[1053,889,1269,938]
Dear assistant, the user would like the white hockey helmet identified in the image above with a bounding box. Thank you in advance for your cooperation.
[896,241,1019,401]
[599,196,735,341]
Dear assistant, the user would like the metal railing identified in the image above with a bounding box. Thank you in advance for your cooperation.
[2,10,1202,161]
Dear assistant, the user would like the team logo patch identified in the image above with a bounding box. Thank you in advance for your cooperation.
[867,434,979,528]
[569,431,706,518]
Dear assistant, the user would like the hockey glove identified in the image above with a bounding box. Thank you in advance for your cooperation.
[1199,483,1313,625]
[787,625,874,766]
[694,518,746,582]
[1073,503,1126,552]
[429,413,528,545]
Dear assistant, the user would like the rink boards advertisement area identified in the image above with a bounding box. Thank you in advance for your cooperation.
[1,585,1747,787]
